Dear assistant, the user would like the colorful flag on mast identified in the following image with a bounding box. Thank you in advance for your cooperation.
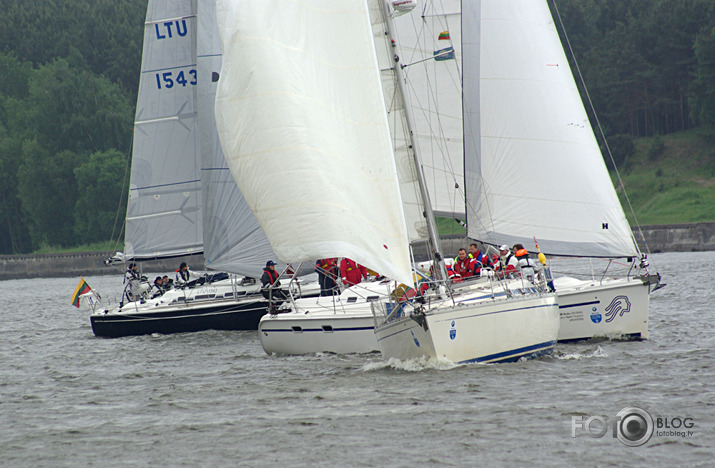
[71,278,92,308]
[438,31,450,40]
[433,47,455,61]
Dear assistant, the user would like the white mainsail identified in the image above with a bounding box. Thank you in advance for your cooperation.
[463,0,637,258]
[196,0,280,277]
[125,0,203,260]
[214,0,413,286]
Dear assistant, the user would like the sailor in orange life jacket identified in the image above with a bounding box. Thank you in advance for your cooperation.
[513,244,538,280]
[316,258,338,296]
[453,248,478,278]
[340,258,367,286]
[261,260,288,301]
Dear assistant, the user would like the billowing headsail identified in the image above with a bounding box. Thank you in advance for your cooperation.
[125,0,203,260]
[463,0,637,257]
[197,0,279,277]
[214,0,413,286]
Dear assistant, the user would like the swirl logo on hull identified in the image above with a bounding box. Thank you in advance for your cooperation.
[605,296,631,322]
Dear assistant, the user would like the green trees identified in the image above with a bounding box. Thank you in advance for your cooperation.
[690,25,715,128]
[0,1,713,253]
[553,0,715,169]
[0,1,143,253]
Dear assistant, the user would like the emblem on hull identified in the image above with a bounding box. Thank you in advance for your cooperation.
[605,296,631,322]
[410,329,420,347]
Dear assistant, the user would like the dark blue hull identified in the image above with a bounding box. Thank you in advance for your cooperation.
[90,298,269,338]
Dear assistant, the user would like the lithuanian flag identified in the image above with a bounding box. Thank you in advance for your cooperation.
[438,31,450,40]
[71,278,92,308]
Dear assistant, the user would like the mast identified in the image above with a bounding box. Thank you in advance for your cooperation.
[378,1,449,284]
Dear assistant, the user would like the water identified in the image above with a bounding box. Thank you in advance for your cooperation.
[1,252,713,466]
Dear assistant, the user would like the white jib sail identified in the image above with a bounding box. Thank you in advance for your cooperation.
[214,0,413,286]
[463,0,638,257]
[197,0,281,278]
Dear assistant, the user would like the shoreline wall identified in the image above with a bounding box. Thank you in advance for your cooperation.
[0,252,204,281]
[1,222,713,280]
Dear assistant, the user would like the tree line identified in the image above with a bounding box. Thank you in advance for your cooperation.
[0,0,714,254]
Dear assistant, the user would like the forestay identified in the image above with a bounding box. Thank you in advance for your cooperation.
[463,0,638,258]
[197,0,280,278]
[214,0,413,286]
[125,0,203,260]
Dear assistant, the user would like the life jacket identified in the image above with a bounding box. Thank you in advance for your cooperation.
[515,249,536,273]
[453,252,473,264]
[263,268,280,285]
[176,268,189,282]
[453,257,476,277]
[341,258,366,286]
[317,258,337,273]
[515,249,533,266]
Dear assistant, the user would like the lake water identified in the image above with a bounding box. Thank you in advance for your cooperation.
[1,251,712,466]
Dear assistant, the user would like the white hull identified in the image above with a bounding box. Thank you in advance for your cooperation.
[259,310,377,355]
[375,293,559,364]
[555,276,650,342]
[258,280,393,354]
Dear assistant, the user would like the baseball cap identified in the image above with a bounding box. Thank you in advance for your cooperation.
[266,260,276,267]
[499,245,509,251]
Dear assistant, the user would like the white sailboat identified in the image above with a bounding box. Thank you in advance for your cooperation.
[461,0,662,342]
[87,0,318,338]
[215,0,559,364]
[257,0,465,355]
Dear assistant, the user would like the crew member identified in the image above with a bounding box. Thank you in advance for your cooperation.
[261,260,288,302]
[316,258,338,296]
[340,258,367,287]
[496,245,518,277]
[453,248,478,278]
[513,244,538,281]
[175,262,194,287]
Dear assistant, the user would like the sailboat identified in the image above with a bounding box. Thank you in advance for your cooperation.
[214,0,559,364]
[257,0,466,355]
[461,0,662,342]
[86,0,319,338]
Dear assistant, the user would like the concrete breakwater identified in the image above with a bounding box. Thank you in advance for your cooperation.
[1,222,713,280]
[0,252,203,281]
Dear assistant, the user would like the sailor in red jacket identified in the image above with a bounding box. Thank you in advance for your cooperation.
[453,248,478,278]
[340,258,367,286]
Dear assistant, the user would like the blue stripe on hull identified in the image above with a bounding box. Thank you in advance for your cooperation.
[458,340,557,364]
[559,300,599,309]
[261,326,374,333]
